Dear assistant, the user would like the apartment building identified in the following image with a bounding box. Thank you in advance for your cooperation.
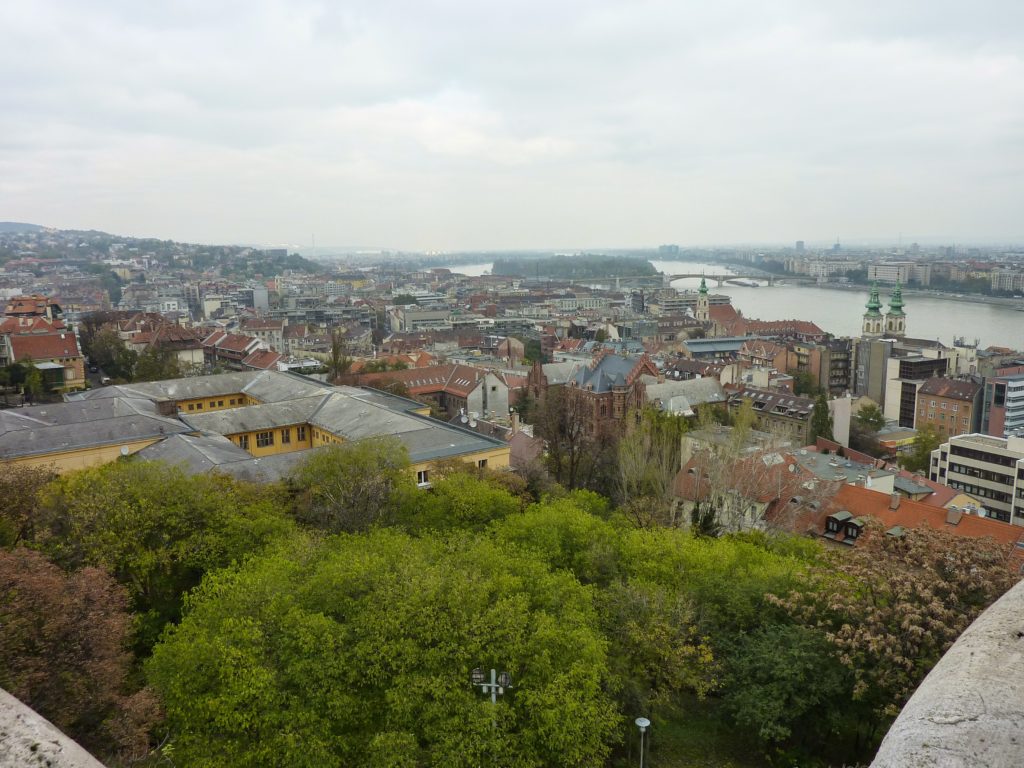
[982,373,1024,438]
[929,434,1024,525]
[915,378,983,438]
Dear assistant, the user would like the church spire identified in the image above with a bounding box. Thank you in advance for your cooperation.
[862,282,883,337]
[888,281,905,316]
[698,276,708,295]
[884,281,906,337]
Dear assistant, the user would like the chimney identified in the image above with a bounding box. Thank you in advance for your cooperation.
[889,492,900,511]
[945,507,964,526]
[511,411,519,435]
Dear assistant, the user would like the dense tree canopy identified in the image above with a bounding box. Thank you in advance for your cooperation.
[36,461,295,650]
[147,530,621,768]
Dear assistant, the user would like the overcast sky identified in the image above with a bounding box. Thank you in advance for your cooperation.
[2,1,1022,251]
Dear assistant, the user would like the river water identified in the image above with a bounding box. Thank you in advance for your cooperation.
[441,260,1024,350]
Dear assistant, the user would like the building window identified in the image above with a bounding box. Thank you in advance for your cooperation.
[256,431,274,448]
[188,403,194,411]
[417,470,430,486]
[238,434,249,450]
[477,459,488,468]
[940,402,946,410]
[196,402,203,410]
[209,401,216,408]
[297,426,306,441]
[930,400,936,407]
[218,400,224,407]
[229,398,236,405]
[952,404,959,412]
[962,418,968,426]
[281,428,291,444]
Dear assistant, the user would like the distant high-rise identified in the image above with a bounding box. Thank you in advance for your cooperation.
[658,244,680,255]
[795,240,805,252]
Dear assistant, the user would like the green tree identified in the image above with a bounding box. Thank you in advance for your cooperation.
[792,370,820,396]
[35,461,295,651]
[406,472,522,532]
[88,327,137,380]
[133,344,181,382]
[899,423,943,472]
[855,403,886,431]
[810,392,834,442]
[290,438,417,533]
[723,624,849,747]
[146,530,621,767]
[392,293,418,305]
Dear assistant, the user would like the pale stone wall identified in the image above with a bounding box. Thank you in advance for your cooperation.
[0,687,107,767]
[871,579,1024,767]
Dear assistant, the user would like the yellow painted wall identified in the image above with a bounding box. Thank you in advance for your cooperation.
[3,437,163,474]
[177,393,255,413]
[227,424,314,457]
[410,445,511,481]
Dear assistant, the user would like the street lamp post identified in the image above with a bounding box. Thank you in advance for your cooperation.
[472,667,512,705]
[635,717,651,768]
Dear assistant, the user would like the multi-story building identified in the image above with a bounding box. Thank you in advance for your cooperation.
[915,378,983,438]
[883,355,950,427]
[990,269,1024,293]
[929,434,1024,525]
[982,373,1024,438]
[868,262,914,284]
[728,387,817,445]
[564,352,659,437]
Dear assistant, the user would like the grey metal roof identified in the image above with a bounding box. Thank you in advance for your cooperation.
[66,370,332,405]
[541,361,583,385]
[184,396,327,434]
[573,355,638,393]
[0,405,189,459]
[644,377,726,409]
[134,433,253,474]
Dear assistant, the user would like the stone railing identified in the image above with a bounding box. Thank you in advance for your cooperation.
[871,578,1024,767]
[0,687,106,767]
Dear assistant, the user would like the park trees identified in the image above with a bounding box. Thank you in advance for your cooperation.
[146,530,621,767]
[35,461,295,650]
[133,343,180,382]
[290,437,417,533]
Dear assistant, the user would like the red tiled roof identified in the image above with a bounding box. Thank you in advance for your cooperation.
[918,377,982,402]
[826,485,1024,551]
[0,316,66,334]
[241,349,282,370]
[9,332,82,360]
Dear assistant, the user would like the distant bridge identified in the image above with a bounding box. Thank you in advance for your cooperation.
[663,273,819,286]
[562,273,819,287]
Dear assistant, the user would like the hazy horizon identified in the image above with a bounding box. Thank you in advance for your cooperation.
[3,2,1023,250]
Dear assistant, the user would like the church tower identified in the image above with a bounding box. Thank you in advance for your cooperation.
[862,282,883,337]
[695,276,710,322]
[884,281,906,337]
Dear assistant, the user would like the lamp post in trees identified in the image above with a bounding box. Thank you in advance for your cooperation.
[472,667,512,705]
[635,717,651,768]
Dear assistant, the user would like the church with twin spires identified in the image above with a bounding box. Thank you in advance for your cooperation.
[862,282,906,338]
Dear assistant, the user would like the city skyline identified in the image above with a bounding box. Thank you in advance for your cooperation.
[2,1,1023,250]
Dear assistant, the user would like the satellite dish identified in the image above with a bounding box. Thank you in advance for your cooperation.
[469,419,477,428]
[460,415,468,423]
[120,446,130,456]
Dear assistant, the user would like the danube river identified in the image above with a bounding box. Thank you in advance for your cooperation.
[442,260,1024,350]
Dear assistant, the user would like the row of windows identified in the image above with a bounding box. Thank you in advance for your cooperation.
[184,397,242,412]
[950,444,1017,467]
[948,480,1012,505]
[948,462,1014,485]
[237,425,309,451]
